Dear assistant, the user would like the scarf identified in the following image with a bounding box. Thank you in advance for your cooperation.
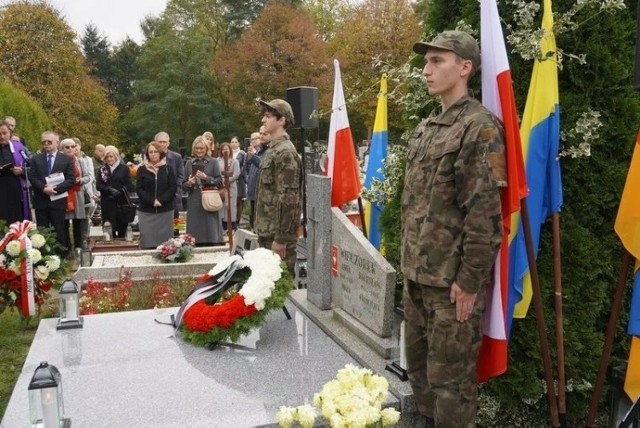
[66,156,82,212]
[143,157,167,176]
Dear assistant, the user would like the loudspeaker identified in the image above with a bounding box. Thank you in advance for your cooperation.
[286,86,319,128]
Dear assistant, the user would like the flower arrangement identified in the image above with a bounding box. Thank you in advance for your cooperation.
[277,364,401,428]
[0,221,68,316]
[178,248,293,346]
[154,233,196,263]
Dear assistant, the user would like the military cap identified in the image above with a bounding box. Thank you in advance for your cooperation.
[258,99,295,126]
[413,30,481,72]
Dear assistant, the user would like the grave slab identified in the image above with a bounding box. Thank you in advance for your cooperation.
[3,306,398,427]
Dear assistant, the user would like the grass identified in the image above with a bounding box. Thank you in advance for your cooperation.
[0,310,37,419]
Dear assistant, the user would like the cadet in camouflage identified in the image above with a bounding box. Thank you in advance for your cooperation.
[401,30,507,427]
[255,99,302,276]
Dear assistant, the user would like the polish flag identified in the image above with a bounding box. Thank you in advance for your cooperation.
[477,0,528,382]
[326,59,362,207]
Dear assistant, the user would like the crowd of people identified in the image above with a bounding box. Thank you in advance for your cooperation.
[0,114,278,256]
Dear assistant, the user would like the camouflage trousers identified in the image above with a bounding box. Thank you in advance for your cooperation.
[257,236,297,278]
[402,279,486,428]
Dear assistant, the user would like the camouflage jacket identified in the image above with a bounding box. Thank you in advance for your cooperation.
[401,96,506,294]
[255,134,302,243]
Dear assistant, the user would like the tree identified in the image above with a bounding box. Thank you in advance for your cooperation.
[81,24,113,91]
[302,0,352,42]
[328,0,423,141]
[213,1,333,132]
[123,17,236,149]
[0,1,118,147]
[0,80,51,152]
[110,37,141,114]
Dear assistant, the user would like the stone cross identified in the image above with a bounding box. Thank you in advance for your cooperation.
[305,174,332,310]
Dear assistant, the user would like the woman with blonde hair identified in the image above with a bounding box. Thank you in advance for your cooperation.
[183,136,224,245]
[202,131,217,157]
[96,145,132,238]
[60,138,91,250]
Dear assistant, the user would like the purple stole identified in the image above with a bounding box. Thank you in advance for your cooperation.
[9,141,31,220]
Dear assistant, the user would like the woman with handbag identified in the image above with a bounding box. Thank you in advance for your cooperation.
[61,139,91,253]
[136,141,177,249]
[96,145,133,238]
[183,136,224,246]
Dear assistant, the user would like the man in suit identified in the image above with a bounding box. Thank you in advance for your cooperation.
[28,131,76,252]
[154,131,184,218]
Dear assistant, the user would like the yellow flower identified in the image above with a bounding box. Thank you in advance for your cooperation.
[276,406,295,428]
[296,405,316,428]
[381,407,401,426]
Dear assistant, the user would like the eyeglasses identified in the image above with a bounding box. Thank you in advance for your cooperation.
[41,140,54,145]
[63,145,76,149]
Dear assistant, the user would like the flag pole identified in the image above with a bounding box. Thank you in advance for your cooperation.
[521,199,561,427]
[357,197,367,239]
[552,212,567,426]
[585,250,635,427]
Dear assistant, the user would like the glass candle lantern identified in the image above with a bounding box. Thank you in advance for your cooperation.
[385,305,408,381]
[56,279,83,330]
[28,362,70,428]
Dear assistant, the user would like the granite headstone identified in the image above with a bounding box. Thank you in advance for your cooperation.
[331,208,395,337]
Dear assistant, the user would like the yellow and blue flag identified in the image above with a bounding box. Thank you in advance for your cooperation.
[509,0,564,326]
[615,131,640,401]
[364,74,388,250]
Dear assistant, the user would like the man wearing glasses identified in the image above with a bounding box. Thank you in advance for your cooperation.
[28,131,76,252]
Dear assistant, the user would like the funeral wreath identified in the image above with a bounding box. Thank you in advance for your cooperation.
[174,248,293,346]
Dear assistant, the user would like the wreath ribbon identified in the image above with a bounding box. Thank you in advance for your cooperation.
[0,220,35,316]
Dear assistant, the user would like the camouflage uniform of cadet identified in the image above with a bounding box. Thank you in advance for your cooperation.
[255,133,302,276]
[401,94,506,427]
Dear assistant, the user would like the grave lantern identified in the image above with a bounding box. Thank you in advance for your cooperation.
[102,221,112,241]
[80,242,92,267]
[56,279,83,330]
[385,306,408,381]
[28,361,70,428]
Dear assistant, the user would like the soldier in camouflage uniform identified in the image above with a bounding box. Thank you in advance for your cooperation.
[255,99,302,277]
[401,31,507,427]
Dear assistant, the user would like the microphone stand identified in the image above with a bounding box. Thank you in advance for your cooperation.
[20,151,34,221]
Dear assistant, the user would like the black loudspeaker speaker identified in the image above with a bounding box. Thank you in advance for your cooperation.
[286,86,319,128]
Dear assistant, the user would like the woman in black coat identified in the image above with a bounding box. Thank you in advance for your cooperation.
[135,142,176,249]
[96,145,133,238]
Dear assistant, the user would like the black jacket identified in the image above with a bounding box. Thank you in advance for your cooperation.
[135,164,176,213]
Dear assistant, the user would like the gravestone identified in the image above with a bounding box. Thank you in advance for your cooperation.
[331,208,395,338]
[305,174,333,309]
[233,229,259,254]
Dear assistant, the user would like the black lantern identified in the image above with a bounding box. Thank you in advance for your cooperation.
[385,306,408,381]
[56,279,83,330]
[28,361,70,427]
[80,242,92,267]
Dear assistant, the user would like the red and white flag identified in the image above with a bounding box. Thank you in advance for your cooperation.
[477,0,528,382]
[326,59,361,207]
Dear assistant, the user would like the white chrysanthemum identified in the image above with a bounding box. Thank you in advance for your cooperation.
[35,265,49,280]
[30,234,46,249]
[45,255,61,272]
[329,413,346,428]
[380,407,401,427]
[296,405,316,428]
[238,248,283,310]
[8,259,21,274]
[6,240,21,257]
[174,240,182,248]
[28,249,42,264]
[275,406,295,428]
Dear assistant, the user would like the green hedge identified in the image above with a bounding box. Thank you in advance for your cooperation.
[0,79,51,151]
